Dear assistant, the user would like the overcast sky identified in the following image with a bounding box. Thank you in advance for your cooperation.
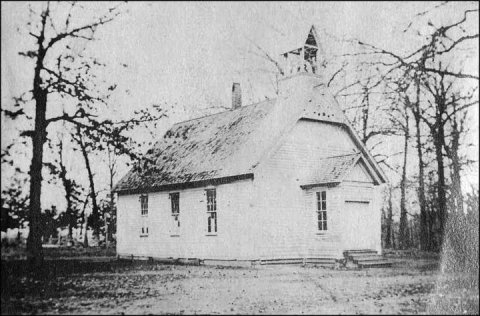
[1,1,478,212]
[4,2,466,121]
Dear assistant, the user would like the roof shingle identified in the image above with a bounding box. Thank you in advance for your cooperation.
[114,99,276,193]
[300,153,361,188]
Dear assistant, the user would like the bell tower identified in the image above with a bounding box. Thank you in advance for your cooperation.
[279,25,324,77]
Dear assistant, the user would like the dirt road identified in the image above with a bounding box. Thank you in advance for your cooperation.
[1,257,478,315]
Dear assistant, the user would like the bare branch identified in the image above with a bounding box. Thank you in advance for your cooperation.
[421,67,479,80]
[45,4,121,52]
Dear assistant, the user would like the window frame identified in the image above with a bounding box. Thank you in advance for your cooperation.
[140,194,148,217]
[206,188,217,235]
[139,194,149,237]
[316,190,328,233]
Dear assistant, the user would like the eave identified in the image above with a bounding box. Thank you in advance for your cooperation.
[300,182,340,190]
[115,173,254,196]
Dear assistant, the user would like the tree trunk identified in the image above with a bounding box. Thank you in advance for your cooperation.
[399,110,410,250]
[434,125,447,248]
[84,224,89,248]
[414,118,429,250]
[79,195,88,241]
[58,139,74,241]
[26,46,48,267]
[76,128,100,240]
[83,195,89,248]
[426,199,435,251]
[448,103,464,214]
[104,214,108,248]
[391,225,396,249]
[409,218,416,248]
[411,81,429,251]
[385,186,393,249]
[107,145,117,245]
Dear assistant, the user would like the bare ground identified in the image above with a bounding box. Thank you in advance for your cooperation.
[1,255,478,315]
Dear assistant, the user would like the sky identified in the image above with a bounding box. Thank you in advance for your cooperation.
[1,1,478,213]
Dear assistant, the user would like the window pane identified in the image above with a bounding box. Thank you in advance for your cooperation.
[321,191,326,200]
[323,221,327,230]
[318,221,322,230]
[214,213,217,233]
[322,201,326,210]
[206,189,216,211]
[140,195,148,215]
[323,211,327,221]
[170,193,178,214]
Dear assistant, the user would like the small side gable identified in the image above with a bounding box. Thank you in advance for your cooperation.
[343,160,375,184]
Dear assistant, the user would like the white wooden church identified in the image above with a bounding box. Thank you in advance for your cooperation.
[114,25,387,263]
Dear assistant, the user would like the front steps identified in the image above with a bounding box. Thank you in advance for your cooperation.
[343,249,392,268]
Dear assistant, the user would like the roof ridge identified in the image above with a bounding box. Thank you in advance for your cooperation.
[171,98,277,126]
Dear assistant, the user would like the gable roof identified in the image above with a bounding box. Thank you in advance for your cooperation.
[115,77,387,195]
[299,153,379,189]
[114,99,276,194]
[301,153,360,188]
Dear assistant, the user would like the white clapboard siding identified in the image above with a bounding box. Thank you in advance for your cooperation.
[252,120,359,259]
[117,118,383,261]
[117,179,256,260]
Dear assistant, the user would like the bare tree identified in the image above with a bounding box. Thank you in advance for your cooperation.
[385,81,412,249]
[384,185,394,249]
[0,2,125,265]
[106,144,118,246]
[339,3,479,251]
[409,77,430,250]
[72,125,101,240]
[56,136,82,242]
[1,2,170,265]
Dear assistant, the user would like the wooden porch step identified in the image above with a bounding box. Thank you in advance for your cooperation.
[343,250,393,268]
[358,260,392,268]
[352,256,387,263]
[344,249,378,255]
[344,250,378,260]
[348,254,382,260]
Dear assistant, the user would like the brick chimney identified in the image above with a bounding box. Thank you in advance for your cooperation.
[232,83,242,110]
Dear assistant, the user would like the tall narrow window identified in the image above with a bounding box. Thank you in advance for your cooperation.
[206,189,217,234]
[170,192,180,236]
[140,194,148,216]
[316,191,327,231]
[140,194,149,236]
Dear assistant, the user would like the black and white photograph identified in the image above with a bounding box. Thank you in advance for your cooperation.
[1,1,479,314]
